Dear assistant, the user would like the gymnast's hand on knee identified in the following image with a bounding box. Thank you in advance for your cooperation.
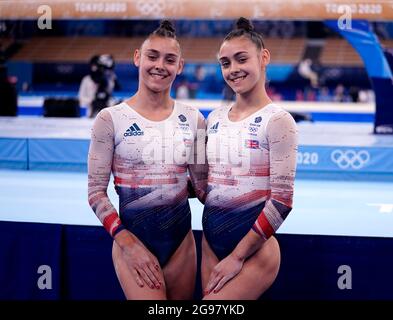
[116,231,163,290]
[123,241,163,290]
[204,253,245,295]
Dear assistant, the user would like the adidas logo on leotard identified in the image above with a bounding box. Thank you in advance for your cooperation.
[209,122,219,134]
[124,123,144,137]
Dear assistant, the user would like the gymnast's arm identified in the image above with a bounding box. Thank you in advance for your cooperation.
[188,111,208,204]
[87,109,162,289]
[232,110,298,262]
[87,109,125,238]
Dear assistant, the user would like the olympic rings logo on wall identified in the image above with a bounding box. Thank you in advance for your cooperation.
[136,0,165,17]
[330,149,370,170]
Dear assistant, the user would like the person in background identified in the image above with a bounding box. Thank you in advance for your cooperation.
[78,54,119,118]
[175,77,190,99]
[0,63,17,116]
[189,64,207,98]
[298,58,319,88]
[349,86,360,103]
[333,83,347,102]
[317,86,332,102]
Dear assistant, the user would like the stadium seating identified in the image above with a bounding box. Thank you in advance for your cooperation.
[11,36,306,64]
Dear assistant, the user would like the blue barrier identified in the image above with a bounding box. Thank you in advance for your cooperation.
[0,138,28,170]
[1,137,393,180]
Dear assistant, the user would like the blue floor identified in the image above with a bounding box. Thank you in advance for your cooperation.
[1,169,392,238]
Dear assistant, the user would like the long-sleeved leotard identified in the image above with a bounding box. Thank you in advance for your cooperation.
[203,103,298,260]
[88,101,207,266]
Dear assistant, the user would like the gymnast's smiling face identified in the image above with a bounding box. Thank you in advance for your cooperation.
[134,36,184,94]
[218,36,270,95]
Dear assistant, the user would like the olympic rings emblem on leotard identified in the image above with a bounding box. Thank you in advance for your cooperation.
[178,114,187,122]
[136,0,165,17]
[330,149,370,170]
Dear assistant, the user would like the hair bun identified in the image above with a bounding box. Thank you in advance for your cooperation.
[236,17,254,32]
[159,20,175,33]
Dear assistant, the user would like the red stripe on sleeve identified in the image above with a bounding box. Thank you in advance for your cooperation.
[252,224,264,237]
[103,212,120,235]
[257,212,274,238]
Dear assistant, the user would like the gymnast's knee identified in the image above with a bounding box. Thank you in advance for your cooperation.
[257,236,281,274]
